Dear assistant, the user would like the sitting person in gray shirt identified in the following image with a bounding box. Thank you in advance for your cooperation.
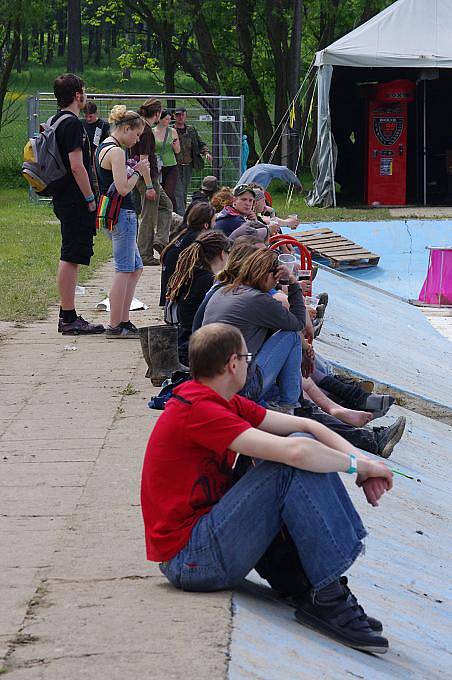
[202,248,305,413]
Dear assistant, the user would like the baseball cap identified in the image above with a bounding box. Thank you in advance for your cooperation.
[201,176,218,192]
[174,107,187,114]
[233,184,256,197]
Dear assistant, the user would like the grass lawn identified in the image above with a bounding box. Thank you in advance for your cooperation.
[0,188,112,322]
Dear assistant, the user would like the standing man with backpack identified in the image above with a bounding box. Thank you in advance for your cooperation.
[51,74,105,335]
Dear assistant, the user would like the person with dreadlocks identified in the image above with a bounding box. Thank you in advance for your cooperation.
[166,230,230,364]
[192,235,264,333]
[159,202,216,307]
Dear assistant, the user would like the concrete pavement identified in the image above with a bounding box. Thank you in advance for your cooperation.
[0,262,231,678]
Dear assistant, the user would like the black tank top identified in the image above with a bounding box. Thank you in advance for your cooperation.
[95,140,134,210]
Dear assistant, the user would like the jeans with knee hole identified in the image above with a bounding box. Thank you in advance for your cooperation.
[160,432,366,592]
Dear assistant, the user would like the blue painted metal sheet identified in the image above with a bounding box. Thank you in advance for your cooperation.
[283,220,452,299]
[228,407,452,679]
[312,267,452,410]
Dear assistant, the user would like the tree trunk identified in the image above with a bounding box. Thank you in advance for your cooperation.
[236,0,274,159]
[0,14,20,130]
[46,29,55,65]
[67,0,83,72]
[57,5,66,58]
[21,30,29,63]
[94,27,102,66]
[87,25,94,63]
[286,0,303,171]
[104,24,111,66]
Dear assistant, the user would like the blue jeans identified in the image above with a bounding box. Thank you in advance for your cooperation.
[254,330,302,406]
[160,433,366,592]
[108,209,143,273]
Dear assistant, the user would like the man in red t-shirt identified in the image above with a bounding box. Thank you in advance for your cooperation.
[141,323,393,654]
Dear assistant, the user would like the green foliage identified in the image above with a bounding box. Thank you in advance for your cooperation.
[117,39,159,81]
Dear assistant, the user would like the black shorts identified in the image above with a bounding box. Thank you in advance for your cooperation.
[53,199,96,266]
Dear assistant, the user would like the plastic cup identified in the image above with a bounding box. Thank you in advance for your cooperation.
[277,253,297,285]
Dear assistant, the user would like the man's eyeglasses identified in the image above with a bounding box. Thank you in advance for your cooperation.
[236,352,254,364]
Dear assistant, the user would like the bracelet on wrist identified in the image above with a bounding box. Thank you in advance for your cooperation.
[132,170,141,179]
[346,454,358,475]
[85,194,95,203]
[145,184,153,190]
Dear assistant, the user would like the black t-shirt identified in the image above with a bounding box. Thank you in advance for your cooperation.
[177,268,214,331]
[51,110,93,203]
[82,118,110,155]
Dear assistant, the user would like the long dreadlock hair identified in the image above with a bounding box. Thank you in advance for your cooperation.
[160,202,215,263]
[167,230,230,302]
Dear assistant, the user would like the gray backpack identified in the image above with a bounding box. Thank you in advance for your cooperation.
[22,113,73,196]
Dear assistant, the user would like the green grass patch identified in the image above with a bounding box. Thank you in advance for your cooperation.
[0,188,112,322]
[269,178,390,223]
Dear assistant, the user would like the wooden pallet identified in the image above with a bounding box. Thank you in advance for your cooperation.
[292,227,380,269]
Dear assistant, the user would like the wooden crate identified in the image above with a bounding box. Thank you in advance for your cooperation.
[292,228,380,269]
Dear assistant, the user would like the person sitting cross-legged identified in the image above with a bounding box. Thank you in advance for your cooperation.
[141,323,393,654]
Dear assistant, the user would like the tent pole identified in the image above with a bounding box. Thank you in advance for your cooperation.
[423,80,427,206]
[329,127,336,207]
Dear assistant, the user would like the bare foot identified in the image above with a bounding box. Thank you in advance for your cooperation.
[330,406,373,427]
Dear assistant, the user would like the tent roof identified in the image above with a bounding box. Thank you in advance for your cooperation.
[316,0,452,69]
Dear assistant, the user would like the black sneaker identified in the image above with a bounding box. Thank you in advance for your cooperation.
[61,316,105,335]
[339,577,383,632]
[120,320,138,332]
[373,415,406,458]
[105,324,139,339]
[295,579,388,654]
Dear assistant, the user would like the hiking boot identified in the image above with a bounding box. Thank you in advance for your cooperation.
[335,375,375,394]
[295,579,388,654]
[142,257,161,266]
[153,242,165,255]
[364,394,395,418]
[317,292,329,308]
[339,577,383,632]
[61,316,105,335]
[105,324,140,339]
[374,416,406,458]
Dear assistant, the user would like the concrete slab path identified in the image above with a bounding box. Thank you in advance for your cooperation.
[0,262,231,679]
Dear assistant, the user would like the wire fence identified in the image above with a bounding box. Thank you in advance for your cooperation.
[26,92,244,203]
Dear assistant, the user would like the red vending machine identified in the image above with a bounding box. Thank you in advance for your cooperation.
[365,80,415,206]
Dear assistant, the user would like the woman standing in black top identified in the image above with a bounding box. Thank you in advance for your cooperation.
[95,105,151,338]
[159,202,216,306]
[166,230,230,364]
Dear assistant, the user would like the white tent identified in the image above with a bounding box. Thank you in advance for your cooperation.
[309,0,452,207]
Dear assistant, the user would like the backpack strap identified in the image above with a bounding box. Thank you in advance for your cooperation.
[45,112,76,130]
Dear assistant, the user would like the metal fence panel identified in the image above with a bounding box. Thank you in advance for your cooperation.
[28,92,244,203]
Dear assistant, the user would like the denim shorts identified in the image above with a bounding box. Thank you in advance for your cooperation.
[108,209,143,273]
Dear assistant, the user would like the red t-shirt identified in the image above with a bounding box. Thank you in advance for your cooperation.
[141,381,266,562]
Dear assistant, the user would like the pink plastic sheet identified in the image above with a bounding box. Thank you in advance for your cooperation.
[418,248,452,305]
